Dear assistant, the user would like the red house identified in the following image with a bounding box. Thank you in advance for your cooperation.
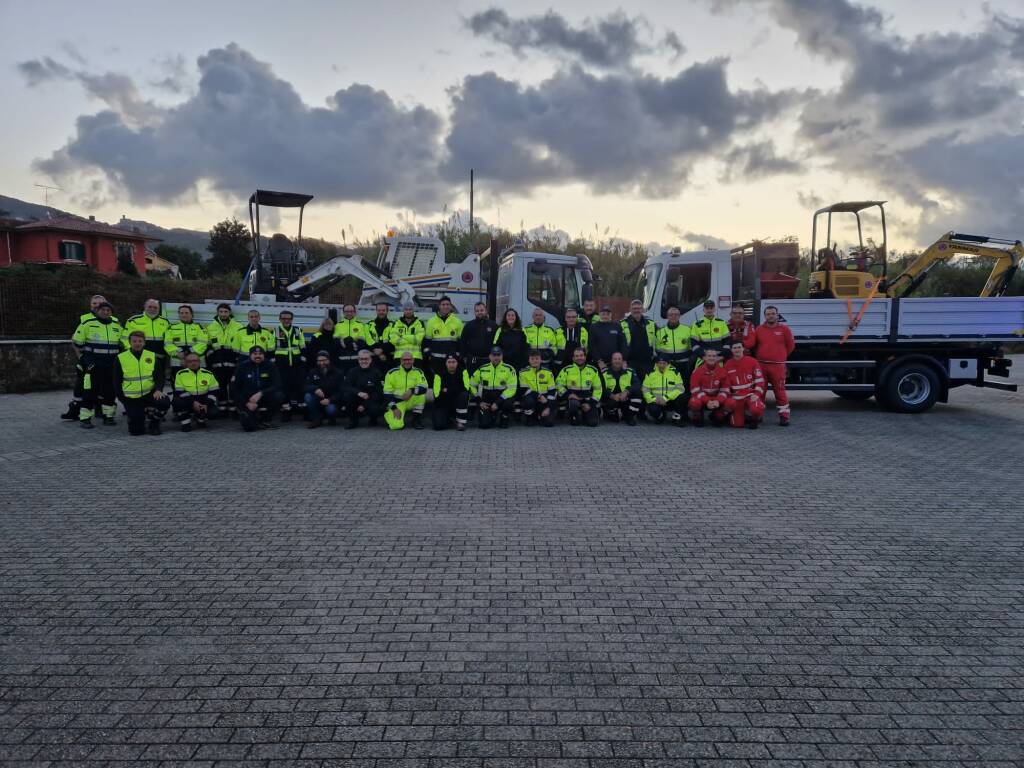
[0,216,160,274]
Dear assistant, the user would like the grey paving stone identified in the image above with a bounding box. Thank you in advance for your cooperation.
[1,387,1022,767]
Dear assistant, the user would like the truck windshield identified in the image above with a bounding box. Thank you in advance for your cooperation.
[641,264,663,312]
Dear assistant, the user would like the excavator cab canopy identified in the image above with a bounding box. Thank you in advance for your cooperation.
[247,190,315,298]
[811,200,888,277]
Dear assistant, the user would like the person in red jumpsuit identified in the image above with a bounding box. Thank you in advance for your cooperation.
[687,348,728,426]
[727,305,757,358]
[752,305,796,426]
[722,341,766,428]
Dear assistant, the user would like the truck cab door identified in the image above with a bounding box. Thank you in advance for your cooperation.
[522,260,582,325]
[661,262,713,323]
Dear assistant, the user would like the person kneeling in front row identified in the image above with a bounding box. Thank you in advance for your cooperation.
[431,354,471,431]
[384,351,428,430]
[115,330,170,436]
[643,355,684,425]
[471,346,518,429]
[304,350,345,428]
[232,345,283,432]
[688,348,728,427]
[343,350,385,429]
[519,350,557,427]
[172,352,219,432]
[556,346,603,427]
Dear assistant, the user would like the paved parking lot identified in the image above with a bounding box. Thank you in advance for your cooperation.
[1,384,1023,767]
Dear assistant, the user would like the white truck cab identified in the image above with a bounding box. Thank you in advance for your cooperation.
[495,246,595,326]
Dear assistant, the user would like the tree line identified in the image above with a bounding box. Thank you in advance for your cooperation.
[152,217,1021,299]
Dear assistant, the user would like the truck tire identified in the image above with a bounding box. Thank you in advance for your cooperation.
[832,390,874,401]
[882,363,940,413]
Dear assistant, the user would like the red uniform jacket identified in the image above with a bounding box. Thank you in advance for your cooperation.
[753,322,795,364]
[689,363,727,402]
[727,319,757,350]
[723,356,765,400]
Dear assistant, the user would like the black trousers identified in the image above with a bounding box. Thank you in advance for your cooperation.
[646,399,683,423]
[276,360,305,409]
[627,359,653,381]
[172,394,219,425]
[123,392,171,435]
[562,395,600,426]
[82,363,116,419]
[478,395,513,429]
[207,349,236,407]
[345,392,384,425]
[236,393,282,431]
[431,391,470,430]
[602,394,642,421]
[520,392,556,426]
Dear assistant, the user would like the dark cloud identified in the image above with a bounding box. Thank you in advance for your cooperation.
[29,44,447,209]
[443,60,801,196]
[667,226,736,250]
[465,8,684,67]
[150,55,188,94]
[712,0,1024,238]
[720,140,801,181]
[17,57,72,86]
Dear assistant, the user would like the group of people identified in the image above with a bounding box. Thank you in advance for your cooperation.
[67,293,795,435]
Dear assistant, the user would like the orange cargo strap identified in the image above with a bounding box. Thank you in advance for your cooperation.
[840,278,882,345]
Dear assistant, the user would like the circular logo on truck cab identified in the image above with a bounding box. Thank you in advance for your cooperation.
[461,271,473,283]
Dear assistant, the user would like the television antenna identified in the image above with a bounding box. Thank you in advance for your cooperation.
[34,183,62,206]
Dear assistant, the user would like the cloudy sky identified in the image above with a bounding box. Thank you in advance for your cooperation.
[2,0,1022,251]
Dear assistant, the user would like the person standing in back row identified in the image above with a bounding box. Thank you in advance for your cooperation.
[588,304,627,372]
[579,298,598,329]
[72,301,123,429]
[386,303,425,366]
[423,296,464,383]
[460,302,497,373]
[205,303,243,414]
[367,302,395,369]
[62,294,116,421]
[727,305,757,356]
[274,310,306,421]
[690,299,730,360]
[523,307,558,368]
[555,308,588,370]
[621,299,656,379]
[655,305,692,384]
[753,305,795,426]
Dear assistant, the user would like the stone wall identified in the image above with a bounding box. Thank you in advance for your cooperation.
[0,340,76,393]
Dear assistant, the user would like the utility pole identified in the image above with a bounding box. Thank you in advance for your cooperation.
[34,183,61,206]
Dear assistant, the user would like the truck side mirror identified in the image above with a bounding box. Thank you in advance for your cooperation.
[581,283,594,302]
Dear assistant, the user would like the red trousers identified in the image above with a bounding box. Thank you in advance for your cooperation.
[724,395,765,427]
[761,362,789,415]
[687,394,727,425]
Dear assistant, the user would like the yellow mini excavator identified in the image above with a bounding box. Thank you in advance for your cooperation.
[807,200,1023,299]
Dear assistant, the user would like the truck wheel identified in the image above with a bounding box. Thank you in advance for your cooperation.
[882,363,940,413]
[832,390,874,401]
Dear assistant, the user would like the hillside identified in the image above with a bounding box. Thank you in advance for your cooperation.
[0,194,211,255]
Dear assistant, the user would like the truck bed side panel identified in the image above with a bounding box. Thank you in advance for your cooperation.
[896,297,1024,340]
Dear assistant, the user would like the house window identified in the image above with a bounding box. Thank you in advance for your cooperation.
[59,241,86,262]
[115,242,136,274]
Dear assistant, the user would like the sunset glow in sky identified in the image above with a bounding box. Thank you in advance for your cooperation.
[2,0,1022,252]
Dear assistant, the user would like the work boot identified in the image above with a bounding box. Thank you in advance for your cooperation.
[456,423,466,432]
[307,419,322,429]
[625,414,637,426]
[499,414,509,429]
[327,417,337,427]
[779,413,790,427]
[281,409,292,423]
[181,423,193,433]
[368,417,378,427]
[746,419,759,430]
[196,417,207,428]
[147,420,162,436]
[345,418,359,430]
[102,416,117,427]
[60,401,80,420]
[80,419,94,430]
[692,411,705,427]
[412,414,425,430]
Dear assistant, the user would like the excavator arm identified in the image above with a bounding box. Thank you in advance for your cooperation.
[282,255,417,305]
[884,232,1023,298]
